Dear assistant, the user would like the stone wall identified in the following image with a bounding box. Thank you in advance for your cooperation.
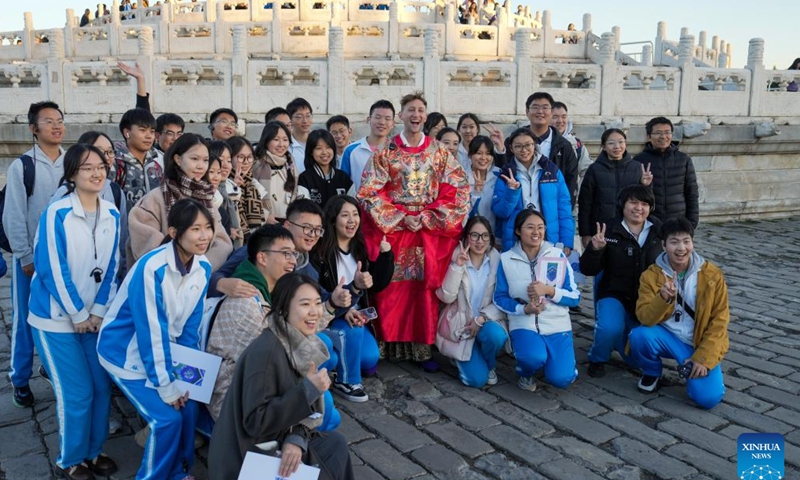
[2,123,798,222]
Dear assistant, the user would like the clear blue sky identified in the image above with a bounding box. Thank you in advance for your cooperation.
[2,0,796,69]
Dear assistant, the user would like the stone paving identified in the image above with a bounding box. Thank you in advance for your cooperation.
[2,217,800,480]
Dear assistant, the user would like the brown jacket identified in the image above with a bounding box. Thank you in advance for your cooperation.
[636,261,730,369]
[127,187,233,271]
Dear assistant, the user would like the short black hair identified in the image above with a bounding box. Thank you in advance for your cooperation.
[210,108,238,125]
[286,97,313,117]
[617,184,655,215]
[119,108,156,136]
[62,144,108,192]
[457,113,480,131]
[645,117,673,136]
[270,273,322,319]
[436,127,461,142]
[508,126,536,147]
[660,217,694,240]
[247,224,295,263]
[326,115,350,130]
[513,208,546,240]
[552,101,568,112]
[156,113,186,132]
[27,101,63,125]
[265,107,290,124]
[468,135,494,157]
[525,92,555,110]
[166,198,215,244]
[423,112,446,135]
[601,128,627,145]
[76,131,114,150]
[369,99,395,117]
[286,198,323,223]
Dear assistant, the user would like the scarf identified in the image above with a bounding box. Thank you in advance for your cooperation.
[264,150,288,168]
[231,259,271,306]
[236,170,264,238]
[267,313,328,430]
[162,173,215,212]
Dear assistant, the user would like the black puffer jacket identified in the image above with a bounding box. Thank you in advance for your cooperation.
[577,151,642,237]
[580,217,663,316]
[633,142,699,228]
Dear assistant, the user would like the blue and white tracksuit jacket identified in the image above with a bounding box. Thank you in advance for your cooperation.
[494,242,580,334]
[28,193,120,332]
[97,243,211,405]
[489,157,574,252]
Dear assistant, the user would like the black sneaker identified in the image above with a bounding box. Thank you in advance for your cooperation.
[333,382,369,403]
[637,375,660,394]
[587,362,605,378]
[12,385,35,408]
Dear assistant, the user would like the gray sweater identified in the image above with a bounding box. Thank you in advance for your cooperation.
[3,145,65,266]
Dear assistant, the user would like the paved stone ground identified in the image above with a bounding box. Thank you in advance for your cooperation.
[2,217,800,480]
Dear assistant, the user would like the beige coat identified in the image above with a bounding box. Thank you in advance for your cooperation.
[127,187,233,271]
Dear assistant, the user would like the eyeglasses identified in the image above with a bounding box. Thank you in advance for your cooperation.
[512,143,536,152]
[37,119,65,128]
[261,249,300,261]
[468,232,491,242]
[160,130,184,139]
[527,105,551,112]
[287,220,324,237]
[292,114,313,121]
[235,154,254,165]
[650,130,673,137]
[214,119,237,127]
[78,165,109,175]
[100,149,115,159]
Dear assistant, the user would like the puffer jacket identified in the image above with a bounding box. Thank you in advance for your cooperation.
[633,142,699,228]
[579,217,662,315]
[578,151,643,237]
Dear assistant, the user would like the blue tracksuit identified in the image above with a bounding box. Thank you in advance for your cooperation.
[97,242,211,480]
[29,193,120,468]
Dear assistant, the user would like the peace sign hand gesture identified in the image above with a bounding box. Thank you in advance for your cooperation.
[591,222,607,250]
[499,168,520,190]
[641,163,653,186]
[455,241,471,267]
[485,123,505,150]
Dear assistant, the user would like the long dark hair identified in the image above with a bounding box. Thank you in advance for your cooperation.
[462,215,495,248]
[164,133,208,182]
[226,135,254,174]
[304,129,337,173]
[313,195,368,266]
[254,121,296,192]
[62,144,108,193]
[423,112,447,135]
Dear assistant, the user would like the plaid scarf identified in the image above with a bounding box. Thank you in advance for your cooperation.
[237,171,264,239]
[162,173,215,213]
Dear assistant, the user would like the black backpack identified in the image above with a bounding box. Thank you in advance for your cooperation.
[0,155,35,253]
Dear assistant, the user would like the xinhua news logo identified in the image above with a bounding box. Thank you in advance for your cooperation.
[737,433,784,480]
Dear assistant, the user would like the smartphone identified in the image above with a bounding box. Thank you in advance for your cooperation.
[677,361,693,379]
[358,307,378,321]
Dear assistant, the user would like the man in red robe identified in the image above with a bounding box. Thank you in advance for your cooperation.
[358,92,470,369]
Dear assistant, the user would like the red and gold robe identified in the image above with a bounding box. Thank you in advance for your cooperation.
[358,135,469,344]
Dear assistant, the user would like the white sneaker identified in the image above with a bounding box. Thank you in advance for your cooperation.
[486,369,498,386]
[518,376,537,392]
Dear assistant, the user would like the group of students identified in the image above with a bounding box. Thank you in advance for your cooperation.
[0,87,729,480]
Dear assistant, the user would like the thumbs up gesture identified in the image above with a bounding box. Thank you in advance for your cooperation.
[305,362,331,393]
[379,235,392,253]
[331,277,352,308]
[354,261,373,290]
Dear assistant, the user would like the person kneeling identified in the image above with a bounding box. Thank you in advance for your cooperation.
[494,209,580,392]
[208,273,354,480]
[631,217,729,409]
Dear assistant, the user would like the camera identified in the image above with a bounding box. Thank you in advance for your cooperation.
[90,268,103,283]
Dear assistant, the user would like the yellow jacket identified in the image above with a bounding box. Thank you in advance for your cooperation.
[636,261,730,369]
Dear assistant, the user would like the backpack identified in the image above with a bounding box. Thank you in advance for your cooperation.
[0,155,35,253]
[109,181,123,210]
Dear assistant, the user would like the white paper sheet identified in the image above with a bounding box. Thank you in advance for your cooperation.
[237,451,321,480]
[145,343,222,404]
